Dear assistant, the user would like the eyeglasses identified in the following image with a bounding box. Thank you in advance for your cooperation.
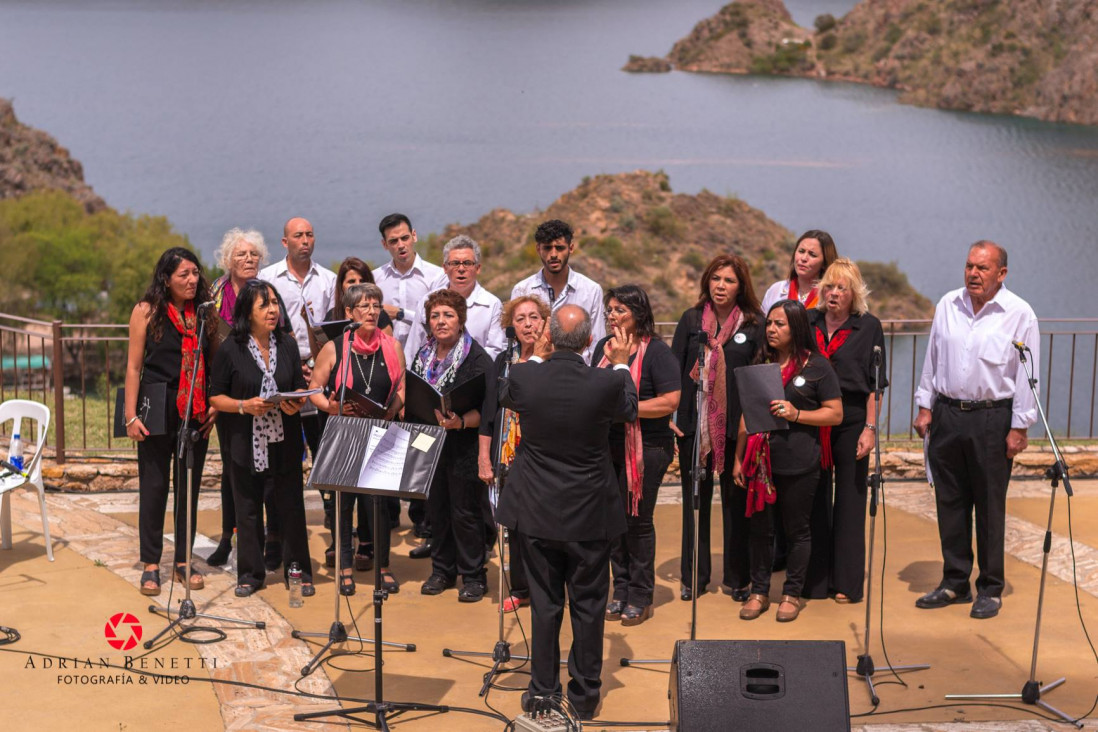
[353,303,381,312]
[444,260,478,269]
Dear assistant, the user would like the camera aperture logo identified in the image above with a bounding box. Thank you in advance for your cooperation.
[104,613,142,651]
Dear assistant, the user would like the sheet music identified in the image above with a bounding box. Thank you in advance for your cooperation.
[357,424,410,491]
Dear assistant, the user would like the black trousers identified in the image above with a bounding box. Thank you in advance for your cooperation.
[748,469,819,597]
[228,456,313,589]
[928,400,1012,598]
[521,533,611,717]
[610,440,673,608]
[215,415,281,540]
[817,418,871,601]
[506,528,529,598]
[339,491,392,568]
[427,450,487,584]
[137,414,208,565]
[677,435,750,593]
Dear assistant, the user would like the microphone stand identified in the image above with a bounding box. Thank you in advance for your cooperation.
[442,328,541,692]
[847,346,928,702]
[292,322,414,677]
[622,330,709,667]
[147,302,265,647]
[945,342,1081,727]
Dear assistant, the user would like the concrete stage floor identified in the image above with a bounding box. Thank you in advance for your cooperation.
[2,475,1098,731]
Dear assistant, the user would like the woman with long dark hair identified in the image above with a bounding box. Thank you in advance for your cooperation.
[209,280,314,597]
[760,230,839,314]
[670,254,763,602]
[124,247,218,596]
[732,300,842,622]
[309,283,406,596]
[594,284,680,626]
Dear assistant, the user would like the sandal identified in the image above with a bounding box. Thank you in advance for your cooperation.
[379,569,400,594]
[325,543,336,568]
[355,548,374,572]
[140,568,161,596]
[339,570,356,596]
[173,564,204,591]
[234,583,259,598]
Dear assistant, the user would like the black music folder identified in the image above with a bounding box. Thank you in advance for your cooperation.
[302,304,351,357]
[403,371,486,423]
[113,382,169,438]
[734,363,789,435]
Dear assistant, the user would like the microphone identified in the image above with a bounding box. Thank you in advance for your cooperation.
[344,321,363,332]
[196,300,216,313]
[1012,341,1028,353]
[697,331,710,347]
[505,326,517,341]
[872,345,882,366]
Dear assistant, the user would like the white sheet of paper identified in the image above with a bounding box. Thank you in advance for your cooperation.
[410,432,436,453]
[357,424,410,491]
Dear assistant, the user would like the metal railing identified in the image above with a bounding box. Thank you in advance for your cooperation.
[2,312,1097,463]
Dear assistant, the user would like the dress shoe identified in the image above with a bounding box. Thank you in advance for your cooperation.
[970,594,1002,619]
[409,542,433,559]
[915,587,972,609]
[620,604,652,626]
[605,599,625,621]
[775,595,804,622]
[421,573,455,595]
[413,522,432,539]
[458,581,487,602]
[339,571,356,596]
[739,593,770,620]
[206,537,232,567]
[680,586,692,601]
[727,584,751,602]
[301,583,316,597]
[379,569,400,594]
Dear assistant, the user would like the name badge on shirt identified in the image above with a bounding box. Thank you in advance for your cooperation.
[793,376,806,387]
[733,332,747,345]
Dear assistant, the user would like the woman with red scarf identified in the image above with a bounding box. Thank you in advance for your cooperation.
[595,285,680,626]
[759,230,838,314]
[125,247,219,596]
[732,300,842,622]
[309,283,406,595]
[671,254,763,603]
[803,259,887,602]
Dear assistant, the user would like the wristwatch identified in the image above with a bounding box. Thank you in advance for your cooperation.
[397,307,405,322]
[306,357,316,369]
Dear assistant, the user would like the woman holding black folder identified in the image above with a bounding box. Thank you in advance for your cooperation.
[411,289,493,602]
[309,283,406,595]
[208,280,314,598]
[732,300,842,622]
[125,247,218,596]
[670,254,763,603]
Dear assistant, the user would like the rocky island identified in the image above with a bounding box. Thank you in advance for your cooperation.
[625,0,1098,127]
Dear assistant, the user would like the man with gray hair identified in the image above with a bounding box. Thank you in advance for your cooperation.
[403,234,506,359]
[495,304,637,721]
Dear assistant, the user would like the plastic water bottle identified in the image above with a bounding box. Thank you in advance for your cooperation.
[9,431,24,472]
[288,562,303,608]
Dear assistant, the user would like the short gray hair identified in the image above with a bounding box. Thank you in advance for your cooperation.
[549,308,591,353]
[342,283,383,312]
[215,227,269,272]
[442,235,481,264]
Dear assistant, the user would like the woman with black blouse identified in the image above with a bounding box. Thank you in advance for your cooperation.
[124,247,218,596]
[412,289,494,602]
[209,280,314,598]
[309,283,406,596]
[671,254,763,603]
[732,300,843,622]
[804,259,887,602]
[595,285,680,626]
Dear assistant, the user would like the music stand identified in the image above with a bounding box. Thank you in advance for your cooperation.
[297,416,450,730]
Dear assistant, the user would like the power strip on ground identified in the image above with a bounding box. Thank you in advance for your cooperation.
[512,710,574,732]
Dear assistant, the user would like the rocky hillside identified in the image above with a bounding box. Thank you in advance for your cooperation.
[0,98,106,212]
[425,170,932,322]
[628,0,1098,126]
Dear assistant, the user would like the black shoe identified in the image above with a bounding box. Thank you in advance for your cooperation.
[421,573,455,595]
[354,549,374,572]
[970,594,1002,619]
[605,599,625,621]
[380,569,400,594]
[234,584,259,598]
[409,542,433,559]
[915,587,973,609]
[413,521,432,539]
[207,537,232,567]
[731,585,751,602]
[458,581,486,602]
[264,541,282,572]
[339,572,356,596]
[301,583,316,598]
[324,543,336,568]
[680,586,692,601]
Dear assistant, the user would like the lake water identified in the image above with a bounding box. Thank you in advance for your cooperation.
[2,0,1097,325]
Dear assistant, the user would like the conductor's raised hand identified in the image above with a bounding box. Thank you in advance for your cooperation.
[606,325,633,366]
[532,326,553,360]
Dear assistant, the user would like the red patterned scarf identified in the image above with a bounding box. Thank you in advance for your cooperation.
[814,328,849,470]
[741,358,799,517]
[689,303,743,474]
[787,278,819,309]
[166,301,206,419]
[600,336,650,516]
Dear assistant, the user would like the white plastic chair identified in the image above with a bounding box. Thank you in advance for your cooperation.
[0,399,54,561]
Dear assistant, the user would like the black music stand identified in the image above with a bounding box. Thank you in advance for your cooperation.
[296,416,449,730]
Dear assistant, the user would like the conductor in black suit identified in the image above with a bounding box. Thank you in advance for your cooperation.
[496,304,638,719]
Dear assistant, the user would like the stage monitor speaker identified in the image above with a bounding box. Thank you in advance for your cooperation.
[669,639,850,732]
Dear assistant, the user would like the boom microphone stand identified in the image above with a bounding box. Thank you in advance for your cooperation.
[847,345,928,702]
[292,322,413,676]
[622,331,708,667]
[147,301,265,647]
[944,341,1081,727]
[441,328,539,694]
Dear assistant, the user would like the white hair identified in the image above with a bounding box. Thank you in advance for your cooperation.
[214,227,269,272]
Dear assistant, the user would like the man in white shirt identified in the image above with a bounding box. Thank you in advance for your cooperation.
[404,235,506,360]
[511,219,606,364]
[372,213,445,349]
[913,240,1039,619]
